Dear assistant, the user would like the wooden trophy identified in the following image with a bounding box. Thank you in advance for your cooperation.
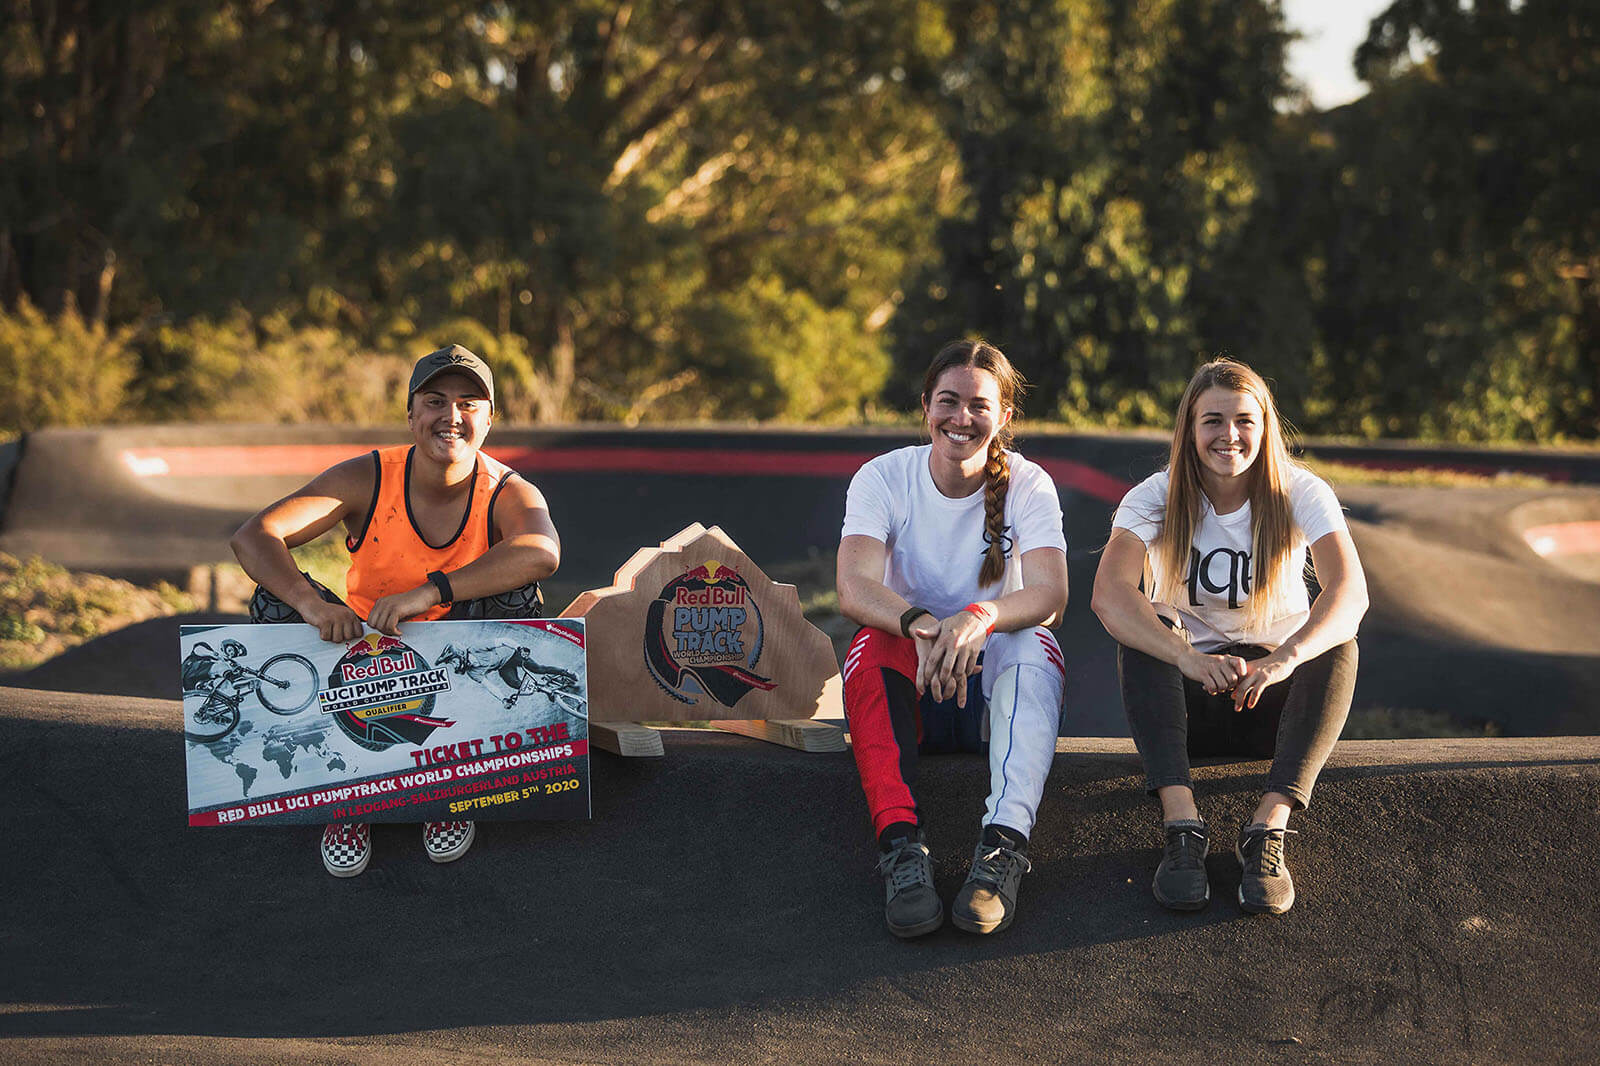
[561,524,845,757]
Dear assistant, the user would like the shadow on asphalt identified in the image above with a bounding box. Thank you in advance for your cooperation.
[0,710,1230,1039]
[3,693,1599,1064]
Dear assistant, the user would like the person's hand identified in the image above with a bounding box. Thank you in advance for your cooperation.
[302,599,365,644]
[1232,649,1295,711]
[915,610,989,707]
[909,615,941,698]
[1178,649,1249,697]
[366,584,440,636]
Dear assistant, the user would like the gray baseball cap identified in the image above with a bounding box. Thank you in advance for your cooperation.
[409,344,494,407]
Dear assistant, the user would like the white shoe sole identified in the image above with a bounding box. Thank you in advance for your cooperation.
[424,822,476,864]
[322,836,371,878]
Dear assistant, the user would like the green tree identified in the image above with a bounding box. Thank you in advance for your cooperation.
[1339,0,1600,439]
[889,0,1297,424]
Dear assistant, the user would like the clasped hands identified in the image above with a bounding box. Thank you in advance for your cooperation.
[1180,647,1295,710]
[911,609,992,708]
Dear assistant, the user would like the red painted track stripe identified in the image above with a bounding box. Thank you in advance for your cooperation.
[1028,458,1134,504]
[1523,522,1600,557]
[120,445,1134,502]
[123,444,374,477]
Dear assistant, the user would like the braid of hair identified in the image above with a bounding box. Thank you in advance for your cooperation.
[979,438,1011,587]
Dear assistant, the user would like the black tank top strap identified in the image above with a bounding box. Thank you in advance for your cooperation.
[344,450,382,552]
[485,469,521,546]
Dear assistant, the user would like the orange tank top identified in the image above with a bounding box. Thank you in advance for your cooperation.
[344,446,519,621]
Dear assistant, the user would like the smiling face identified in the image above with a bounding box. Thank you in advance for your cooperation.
[1190,385,1264,485]
[408,370,492,466]
[922,364,1011,471]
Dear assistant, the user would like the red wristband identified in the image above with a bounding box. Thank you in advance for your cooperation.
[962,602,997,635]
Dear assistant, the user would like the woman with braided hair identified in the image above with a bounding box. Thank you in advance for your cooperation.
[836,339,1069,937]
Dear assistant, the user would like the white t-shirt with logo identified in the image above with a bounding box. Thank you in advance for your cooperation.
[841,445,1068,620]
[1111,467,1348,652]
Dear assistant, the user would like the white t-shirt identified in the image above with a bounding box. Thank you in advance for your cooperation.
[841,445,1068,620]
[1110,467,1348,652]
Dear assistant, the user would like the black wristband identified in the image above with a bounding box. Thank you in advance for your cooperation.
[899,606,933,639]
[427,570,454,606]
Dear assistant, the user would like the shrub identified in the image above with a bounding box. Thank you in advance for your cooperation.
[0,299,138,435]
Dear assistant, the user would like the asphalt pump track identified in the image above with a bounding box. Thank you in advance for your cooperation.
[2,681,1598,1064]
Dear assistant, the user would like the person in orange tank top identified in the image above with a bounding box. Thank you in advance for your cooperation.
[231,344,561,878]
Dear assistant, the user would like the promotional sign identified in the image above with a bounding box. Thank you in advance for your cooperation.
[181,619,589,826]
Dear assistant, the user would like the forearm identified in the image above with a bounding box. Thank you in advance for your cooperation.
[1092,583,1193,667]
[837,573,919,634]
[230,524,326,616]
[433,535,559,603]
[974,581,1064,633]
[1273,582,1367,670]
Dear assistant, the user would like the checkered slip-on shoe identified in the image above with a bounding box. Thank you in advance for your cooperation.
[422,820,476,864]
[321,822,371,878]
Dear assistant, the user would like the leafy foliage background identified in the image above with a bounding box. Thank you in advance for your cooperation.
[2,1,1595,439]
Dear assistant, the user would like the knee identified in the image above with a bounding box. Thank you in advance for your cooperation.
[1301,638,1359,682]
[464,582,544,620]
[248,584,301,625]
[843,627,916,687]
[986,661,1065,723]
[984,627,1065,681]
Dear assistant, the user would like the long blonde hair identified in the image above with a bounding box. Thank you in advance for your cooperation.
[1151,358,1300,632]
[921,339,1025,587]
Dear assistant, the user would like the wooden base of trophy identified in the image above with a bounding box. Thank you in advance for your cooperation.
[590,722,666,758]
[706,674,846,751]
[562,524,845,757]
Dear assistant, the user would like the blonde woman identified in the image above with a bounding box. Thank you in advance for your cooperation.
[1091,358,1367,914]
[838,339,1069,937]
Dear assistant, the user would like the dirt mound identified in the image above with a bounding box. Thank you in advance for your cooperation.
[1508,495,1600,583]
[1340,484,1600,734]
[9,612,245,699]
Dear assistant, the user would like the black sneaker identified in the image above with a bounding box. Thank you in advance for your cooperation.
[951,840,1032,934]
[1153,819,1210,911]
[1235,822,1298,914]
[877,838,944,938]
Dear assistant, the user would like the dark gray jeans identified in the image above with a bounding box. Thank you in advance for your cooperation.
[1117,631,1358,810]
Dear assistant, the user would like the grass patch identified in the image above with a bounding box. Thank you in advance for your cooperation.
[1302,457,1553,490]
[204,532,353,611]
[0,553,198,672]
[288,534,353,599]
[1342,706,1501,740]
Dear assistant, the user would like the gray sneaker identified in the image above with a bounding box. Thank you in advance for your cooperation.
[877,840,944,938]
[1153,819,1210,911]
[951,841,1032,934]
[1235,823,1298,914]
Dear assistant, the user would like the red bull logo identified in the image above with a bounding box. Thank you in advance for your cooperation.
[682,560,737,584]
[674,560,747,606]
[324,636,452,751]
[642,560,775,708]
[344,633,407,658]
